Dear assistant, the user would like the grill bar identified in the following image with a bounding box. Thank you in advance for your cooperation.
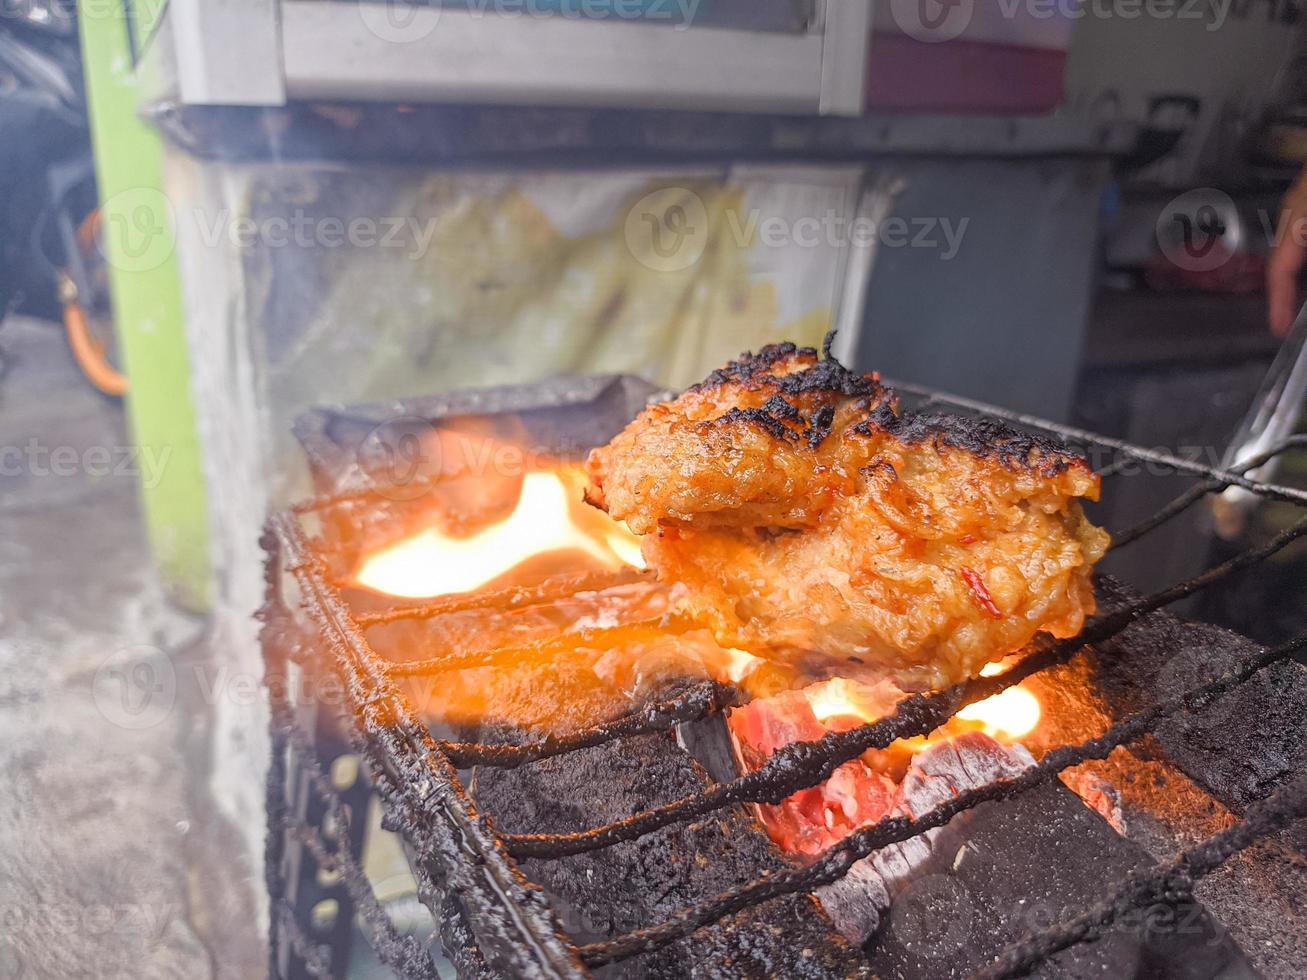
[1109,434,1307,552]
[502,516,1307,860]
[888,379,1307,507]
[275,717,443,980]
[574,632,1307,966]
[273,515,588,980]
[385,616,694,678]
[441,680,741,770]
[972,772,1307,980]
[354,569,645,628]
[269,378,1307,980]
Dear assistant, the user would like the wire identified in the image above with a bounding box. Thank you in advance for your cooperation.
[58,272,126,397]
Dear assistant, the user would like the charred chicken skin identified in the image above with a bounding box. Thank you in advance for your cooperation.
[585,338,1109,691]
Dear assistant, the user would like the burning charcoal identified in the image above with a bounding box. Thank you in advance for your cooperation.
[817,733,1036,945]
[896,732,1037,810]
[862,778,1254,979]
[813,861,893,950]
[725,682,902,858]
[275,376,1307,980]
[1060,769,1126,835]
[471,732,871,979]
[1092,577,1307,814]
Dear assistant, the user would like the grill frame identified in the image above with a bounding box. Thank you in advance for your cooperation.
[262,375,1307,980]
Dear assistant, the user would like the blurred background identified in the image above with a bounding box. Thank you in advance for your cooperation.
[2,1,1306,977]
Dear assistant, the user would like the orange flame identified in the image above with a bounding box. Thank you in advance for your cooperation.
[798,662,1041,745]
[955,661,1042,741]
[354,469,643,599]
[349,447,1043,754]
[805,677,904,728]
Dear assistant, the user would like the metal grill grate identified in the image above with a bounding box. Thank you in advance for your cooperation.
[262,382,1307,980]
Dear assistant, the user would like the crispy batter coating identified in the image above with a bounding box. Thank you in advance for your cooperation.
[586,339,1110,691]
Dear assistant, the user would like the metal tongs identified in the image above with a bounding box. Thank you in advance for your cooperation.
[1212,302,1307,538]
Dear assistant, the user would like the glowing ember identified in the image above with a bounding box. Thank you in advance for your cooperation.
[355,470,642,598]
[730,660,1045,856]
[729,687,900,856]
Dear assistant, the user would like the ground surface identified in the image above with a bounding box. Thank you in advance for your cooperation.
[0,317,261,980]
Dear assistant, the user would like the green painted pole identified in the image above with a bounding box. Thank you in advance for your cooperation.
[78,3,212,609]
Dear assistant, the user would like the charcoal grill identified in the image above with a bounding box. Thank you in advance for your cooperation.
[260,374,1307,980]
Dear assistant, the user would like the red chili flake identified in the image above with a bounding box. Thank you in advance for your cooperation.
[960,566,1003,619]
[960,534,977,546]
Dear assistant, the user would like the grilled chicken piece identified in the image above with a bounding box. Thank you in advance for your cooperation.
[585,338,1109,691]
